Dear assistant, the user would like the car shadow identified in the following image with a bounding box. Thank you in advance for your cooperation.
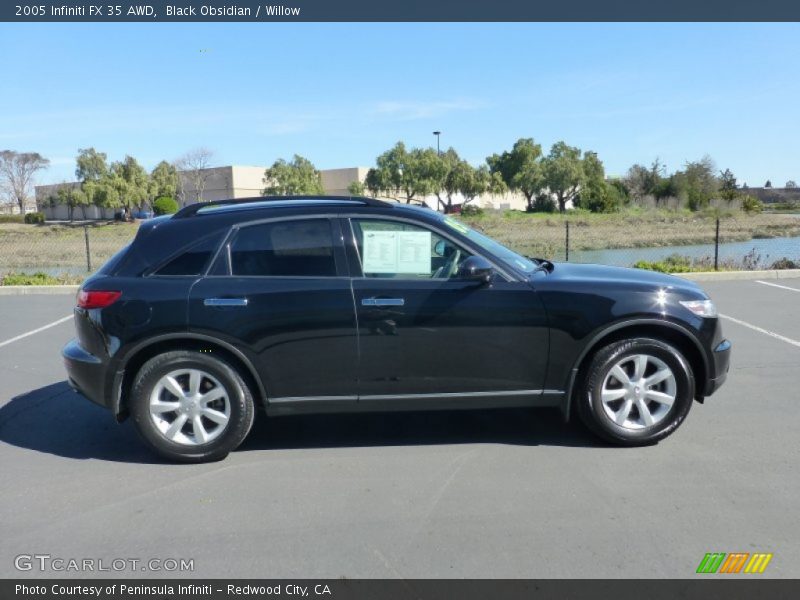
[0,381,159,464]
[240,406,601,453]
[0,381,602,463]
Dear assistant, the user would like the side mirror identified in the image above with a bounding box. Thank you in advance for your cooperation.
[434,239,447,257]
[457,256,494,285]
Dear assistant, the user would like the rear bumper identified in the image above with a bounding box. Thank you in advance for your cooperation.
[62,338,111,409]
[703,338,731,396]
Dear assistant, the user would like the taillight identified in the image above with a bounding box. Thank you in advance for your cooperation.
[77,290,121,309]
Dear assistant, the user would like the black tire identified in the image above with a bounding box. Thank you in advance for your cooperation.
[130,350,255,462]
[576,337,694,446]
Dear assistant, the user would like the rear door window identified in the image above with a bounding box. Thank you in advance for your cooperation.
[229,219,337,277]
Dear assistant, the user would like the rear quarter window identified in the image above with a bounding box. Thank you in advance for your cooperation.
[97,244,131,275]
[152,234,224,276]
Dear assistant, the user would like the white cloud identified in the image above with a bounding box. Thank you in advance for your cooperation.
[371,98,485,120]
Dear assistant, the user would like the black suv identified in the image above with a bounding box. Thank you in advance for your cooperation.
[63,196,731,462]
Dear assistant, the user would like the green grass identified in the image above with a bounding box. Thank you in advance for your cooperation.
[1,271,84,286]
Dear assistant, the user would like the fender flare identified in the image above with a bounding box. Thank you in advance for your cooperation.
[561,318,710,421]
[110,332,266,417]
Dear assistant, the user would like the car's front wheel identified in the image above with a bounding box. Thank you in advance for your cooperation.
[577,338,694,446]
[130,350,255,462]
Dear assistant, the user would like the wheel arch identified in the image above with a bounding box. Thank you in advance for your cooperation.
[112,334,266,420]
[562,319,709,421]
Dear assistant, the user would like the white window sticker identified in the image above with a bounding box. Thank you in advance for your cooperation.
[362,230,432,274]
[397,231,432,273]
[362,231,398,273]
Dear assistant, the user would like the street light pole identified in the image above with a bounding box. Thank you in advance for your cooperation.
[433,131,441,156]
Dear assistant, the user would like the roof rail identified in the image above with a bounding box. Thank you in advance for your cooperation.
[172,195,393,218]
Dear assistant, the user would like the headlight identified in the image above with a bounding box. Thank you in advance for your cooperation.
[679,299,718,318]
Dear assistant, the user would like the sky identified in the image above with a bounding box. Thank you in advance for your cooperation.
[1,22,799,187]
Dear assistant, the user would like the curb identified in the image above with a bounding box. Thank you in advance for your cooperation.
[0,285,80,295]
[677,269,800,282]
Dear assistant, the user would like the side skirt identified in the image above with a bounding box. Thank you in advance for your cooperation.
[265,390,565,416]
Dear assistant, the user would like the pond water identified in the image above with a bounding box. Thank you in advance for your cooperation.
[568,236,800,268]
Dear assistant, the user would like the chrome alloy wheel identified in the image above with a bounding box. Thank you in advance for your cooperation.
[600,354,677,430]
[149,369,231,445]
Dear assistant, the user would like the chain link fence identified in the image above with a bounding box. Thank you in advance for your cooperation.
[1,214,799,283]
[0,222,138,282]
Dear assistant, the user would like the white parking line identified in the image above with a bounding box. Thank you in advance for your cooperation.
[720,313,800,349]
[755,280,800,293]
[0,315,73,350]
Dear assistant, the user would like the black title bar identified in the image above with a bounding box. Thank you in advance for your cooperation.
[3,0,800,22]
[4,579,800,600]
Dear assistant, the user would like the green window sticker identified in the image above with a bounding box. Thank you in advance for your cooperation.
[443,217,469,235]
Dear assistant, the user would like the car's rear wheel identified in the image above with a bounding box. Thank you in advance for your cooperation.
[130,350,255,462]
[577,338,694,446]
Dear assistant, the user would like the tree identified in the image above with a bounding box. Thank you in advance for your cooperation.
[625,158,667,204]
[681,155,718,211]
[263,154,325,196]
[425,147,456,211]
[91,156,149,212]
[0,150,50,213]
[75,148,107,182]
[50,185,88,221]
[487,138,544,211]
[75,147,108,208]
[786,180,797,188]
[347,180,365,196]
[575,151,619,213]
[443,159,488,212]
[175,147,214,204]
[764,180,772,188]
[150,160,179,202]
[117,155,150,209]
[542,141,585,213]
[364,142,440,204]
[719,168,738,204]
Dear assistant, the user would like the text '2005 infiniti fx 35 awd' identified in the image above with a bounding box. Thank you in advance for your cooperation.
[63,196,731,462]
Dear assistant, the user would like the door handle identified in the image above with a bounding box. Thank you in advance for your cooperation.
[361,298,405,307]
[204,298,248,307]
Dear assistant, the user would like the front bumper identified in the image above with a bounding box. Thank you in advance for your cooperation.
[62,338,111,409]
[703,338,731,396]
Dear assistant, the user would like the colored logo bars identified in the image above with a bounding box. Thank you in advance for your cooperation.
[696,552,773,574]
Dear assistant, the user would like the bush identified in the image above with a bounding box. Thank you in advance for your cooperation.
[152,196,179,216]
[0,214,24,223]
[769,258,798,270]
[24,211,45,224]
[633,254,694,273]
[460,204,484,217]
[529,194,556,213]
[741,195,763,214]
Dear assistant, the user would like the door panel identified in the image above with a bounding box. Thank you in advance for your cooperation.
[188,217,358,401]
[346,217,549,398]
[189,277,357,399]
[353,278,548,397]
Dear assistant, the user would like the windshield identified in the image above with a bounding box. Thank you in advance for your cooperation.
[440,216,539,274]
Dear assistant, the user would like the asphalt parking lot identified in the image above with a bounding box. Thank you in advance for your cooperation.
[0,278,798,579]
